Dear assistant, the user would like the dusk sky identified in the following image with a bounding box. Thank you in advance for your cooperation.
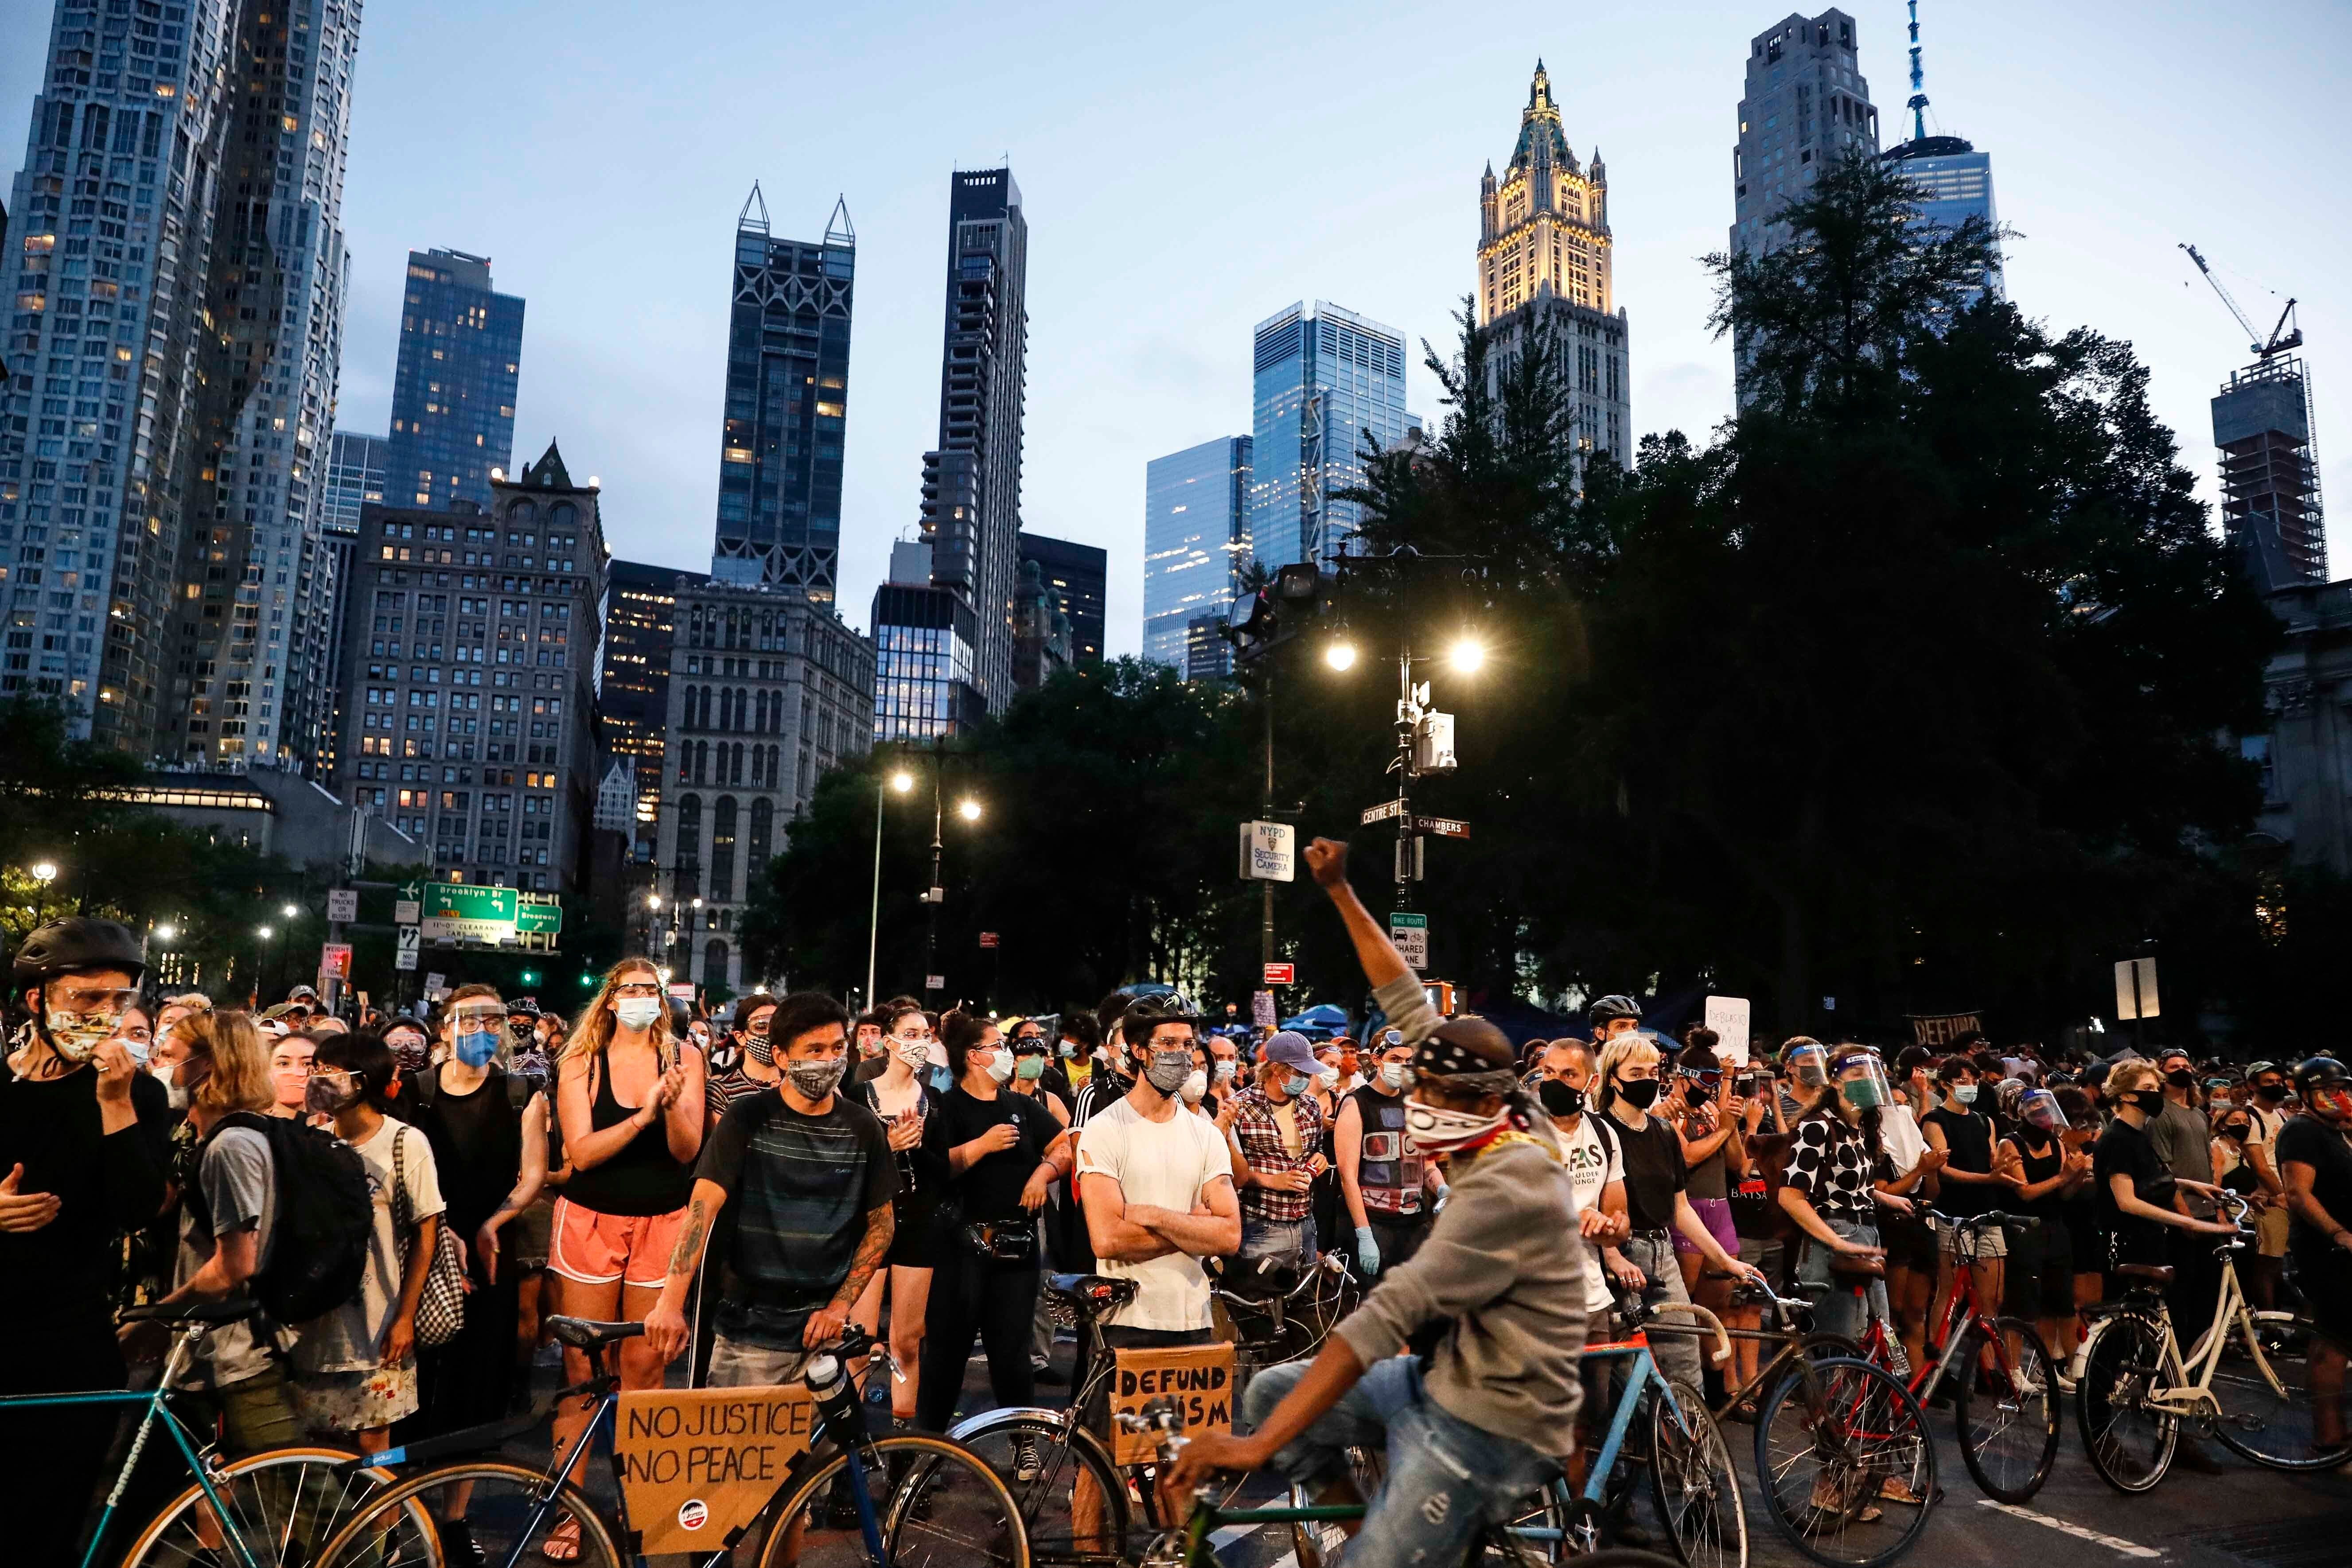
[5,0,2346,654]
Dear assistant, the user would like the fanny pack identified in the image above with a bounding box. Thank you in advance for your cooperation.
[962,1218,1038,1263]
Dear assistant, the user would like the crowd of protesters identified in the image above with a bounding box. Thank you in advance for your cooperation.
[4,869,2352,1560]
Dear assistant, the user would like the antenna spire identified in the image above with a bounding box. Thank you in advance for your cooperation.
[738,181,770,234]
[1905,0,1929,142]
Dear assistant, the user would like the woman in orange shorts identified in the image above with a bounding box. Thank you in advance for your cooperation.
[544,957,705,1559]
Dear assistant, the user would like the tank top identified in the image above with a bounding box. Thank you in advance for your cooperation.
[1922,1105,1995,1217]
[560,1052,694,1218]
[1347,1083,1424,1216]
[2012,1131,2066,1221]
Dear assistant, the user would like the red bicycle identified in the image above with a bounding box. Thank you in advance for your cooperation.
[1828,1209,2060,1502]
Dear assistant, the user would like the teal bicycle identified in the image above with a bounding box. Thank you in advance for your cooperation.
[4,1298,418,1568]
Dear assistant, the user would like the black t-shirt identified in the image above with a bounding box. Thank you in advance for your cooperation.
[695,1088,896,1343]
[2094,1117,2173,1265]
[1604,1110,1688,1233]
[924,1086,1060,1226]
[2275,1117,2352,1263]
[1922,1105,1998,1217]
[0,1057,170,1324]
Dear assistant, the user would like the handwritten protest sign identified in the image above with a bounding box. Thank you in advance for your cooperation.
[616,1385,818,1553]
[1110,1341,1236,1466]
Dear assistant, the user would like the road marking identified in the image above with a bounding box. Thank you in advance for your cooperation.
[1975,1498,2164,1558]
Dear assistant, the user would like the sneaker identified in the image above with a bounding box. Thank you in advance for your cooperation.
[439,1517,484,1568]
[1012,1435,1042,1482]
[1036,1364,1070,1387]
[2053,1369,2077,1396]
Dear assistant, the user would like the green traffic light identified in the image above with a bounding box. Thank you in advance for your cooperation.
[580,973,596,986]
[521,969,540,986]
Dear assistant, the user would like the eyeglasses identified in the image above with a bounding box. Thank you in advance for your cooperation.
[892,1027,934,1043]
[115,1023,154,1043]
[53,986,139,1013]
[454,1009,508,1029]
[612,982,663,999]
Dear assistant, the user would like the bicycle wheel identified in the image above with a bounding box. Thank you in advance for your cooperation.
[950,1407,1130,1565]
[2075,1311,2178,1494]
[1951,1317,2059,1503]
[119,1445,421,1568]
[2210,1311,2352,1470]
[308,1461,622,1568]
[1646,1378,1747,1568]
[1753,1356,1935,1568]
[1289,1444,1386,1568]
[805,1432,1028,1568]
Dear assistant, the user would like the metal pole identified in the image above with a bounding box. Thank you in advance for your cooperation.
[1396,643,1414,908]
[926,739,944,1004]
[1261,668,1275,969]
[866,775,886,1010]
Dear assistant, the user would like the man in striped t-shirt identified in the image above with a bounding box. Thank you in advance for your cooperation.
[643,993,897,1386]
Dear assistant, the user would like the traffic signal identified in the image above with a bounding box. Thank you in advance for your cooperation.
[1223,564,1332,664]
[520,968,541,987]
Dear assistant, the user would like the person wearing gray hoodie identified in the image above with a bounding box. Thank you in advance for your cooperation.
[1168,838,1588,1568]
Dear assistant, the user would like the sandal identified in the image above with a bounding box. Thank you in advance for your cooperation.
[539,1514,582,1563]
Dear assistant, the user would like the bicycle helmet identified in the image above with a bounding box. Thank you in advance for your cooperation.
[1117,992,1203,1045]
[1588,993,1641,1027]
[2291,1056,2351,1120]
[12,917,147,992]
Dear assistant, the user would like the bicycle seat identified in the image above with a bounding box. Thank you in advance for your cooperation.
[2112,1263,2174,1286]
[119,1299,261,1327]
[1217,1255,1304,1301]
[545,1315,646,1349]
[1044,1272,1139,1318]
[1829,1255,1885,1280]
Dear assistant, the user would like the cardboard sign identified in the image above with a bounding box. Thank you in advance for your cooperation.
[1110,1342,1236,1466]
[1703,996,1751,1065]
[616,1385,819,1554]
[1908,1010,1985,1047]
[1250,990,1278,1028]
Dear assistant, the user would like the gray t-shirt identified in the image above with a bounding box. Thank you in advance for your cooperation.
[172,1124,281,1389]
[2145,1096,2216,1219]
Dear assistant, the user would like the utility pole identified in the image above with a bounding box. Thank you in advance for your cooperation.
[923,735,946,1004]
[1393,642,1423,907]
[1261,669,1276,969]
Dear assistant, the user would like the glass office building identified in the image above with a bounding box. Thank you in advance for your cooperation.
[710,185,856,601]
[600,559,681,857]
[1880,137,2002,300]
[871,580,981,741]
[1248,302,1410,569]
[385,249,525,513]
[322,431,388,535]
[1143,435,1250,672]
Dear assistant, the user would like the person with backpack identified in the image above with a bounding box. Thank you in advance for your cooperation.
[408,985,549,1454]
[0,918,173,1564]
[290,1032,444,1454]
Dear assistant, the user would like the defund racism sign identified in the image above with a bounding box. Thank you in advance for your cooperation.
[1110,1341,1235,1466]
[616,1384,818,1553]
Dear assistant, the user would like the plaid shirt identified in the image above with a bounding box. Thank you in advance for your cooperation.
[1230,1086,1325,1222]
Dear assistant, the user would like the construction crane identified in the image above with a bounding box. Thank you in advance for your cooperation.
[2181,242,2304,361]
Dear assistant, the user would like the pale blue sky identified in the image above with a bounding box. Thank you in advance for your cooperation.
[6,1,2347,653]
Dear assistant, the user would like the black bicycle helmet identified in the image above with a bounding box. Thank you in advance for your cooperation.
[1589,993,1642,1026]
[12,917,147,992]
[1117,992,1203,1045]
[1096,981,1184,1041]
[2291,1055,2348,1101]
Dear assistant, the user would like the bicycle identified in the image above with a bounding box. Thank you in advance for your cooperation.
[1114,1395,1671,1568]
[948,1257,1358,1568]
[307,1314,1030,1568]
[1829,1209,2060,1503]
[0,1298,419,1568]
[1501,1297,1746,1568]
[2074,1190,2352,1492]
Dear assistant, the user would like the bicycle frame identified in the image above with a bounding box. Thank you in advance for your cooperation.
[2105,1247,2285,1420]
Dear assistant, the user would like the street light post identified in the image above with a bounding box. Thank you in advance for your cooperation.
[924,747,945,1004]
[868,768,915,1011]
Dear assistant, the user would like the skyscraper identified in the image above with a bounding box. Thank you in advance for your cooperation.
[322,430,389,536]
[1018,531,1106,666]
[1476,62,1631,479]
[1248,303,1410,569]
[871,539,981,741]
[600,559,683,856]
[384,248,525,513]
[1730,12,1879,260]
[2214,356,2327,589]
[1143,436,1251,672]
[926,167,1027,708]
[709,184,855,600]
[1876,3,2002,300]
[1,0,362,774]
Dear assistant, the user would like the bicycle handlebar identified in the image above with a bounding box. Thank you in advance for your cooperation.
[1635,1299,1736,1365]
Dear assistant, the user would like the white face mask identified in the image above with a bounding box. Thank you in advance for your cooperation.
[981,1051,1013,1085]
[1379,1061,1407,1089]
[1182,1069,1209,1103]
[1405,1098,1508,1154]
[895,1039,931,1070]
[1316,1066,1340,1089]
[614,996,664,1031]
[1212,1058,1236,1084]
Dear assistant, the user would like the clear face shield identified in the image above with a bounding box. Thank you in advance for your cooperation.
[2020,1088,2069,1133]
[1786,1043,1830,1089]
[1832,1052,1890,1110]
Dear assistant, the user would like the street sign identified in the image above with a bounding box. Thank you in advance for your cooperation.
[1704,995,1752,1065]
[397,925,421,953]
[394,947,418,973]
[397,879,424,903]
[1238,821,1295,882]
[2114,957,2159,1020]
[1263,962,1295,985]
[424,972,447,995]
[393,900,421,925]
[925,974,946,991]
[516,900,564,935]
[979,931,1000,949]
[1414,815,1470,840]
[1359,798,1409,826]
[668,983,695,1001]
[422,883,520,943]
[320,943,352,978]
[326,889,358,923]
[1390,912,1429,970]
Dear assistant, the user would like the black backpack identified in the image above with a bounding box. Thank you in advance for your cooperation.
[196,1112,374,1326]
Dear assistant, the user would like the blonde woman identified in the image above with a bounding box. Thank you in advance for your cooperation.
[542,959,704,1561]
[1597,1034,1767,1391]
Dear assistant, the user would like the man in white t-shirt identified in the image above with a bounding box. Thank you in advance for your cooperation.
[1531,1040,1632,1325]
[1072,994,1238,1541]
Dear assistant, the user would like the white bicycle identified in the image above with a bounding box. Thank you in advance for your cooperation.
[2074,1191,2352,1490]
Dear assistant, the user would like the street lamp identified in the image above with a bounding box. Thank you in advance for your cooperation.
[154,923,178,943]
[257,925,275,941]
[1324,638,1357,671]
[1449,637,1485,674]
[957,797,982,823]
[280,903,300,920]
[31,861,58,884]
[866,767,921,1012]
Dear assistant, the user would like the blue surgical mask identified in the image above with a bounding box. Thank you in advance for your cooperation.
[1953,1083,1978,1106]
[1289,1071,1316,1098]
[456,1030,499,1069]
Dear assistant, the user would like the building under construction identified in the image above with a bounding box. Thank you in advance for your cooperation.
[2215,355,2327,588]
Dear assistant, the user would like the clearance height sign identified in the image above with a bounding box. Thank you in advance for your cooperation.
[616,1385,818,1553]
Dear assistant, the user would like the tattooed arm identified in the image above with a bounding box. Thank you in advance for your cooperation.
[806,1201,895,1349]
[642,1178,728,1364]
